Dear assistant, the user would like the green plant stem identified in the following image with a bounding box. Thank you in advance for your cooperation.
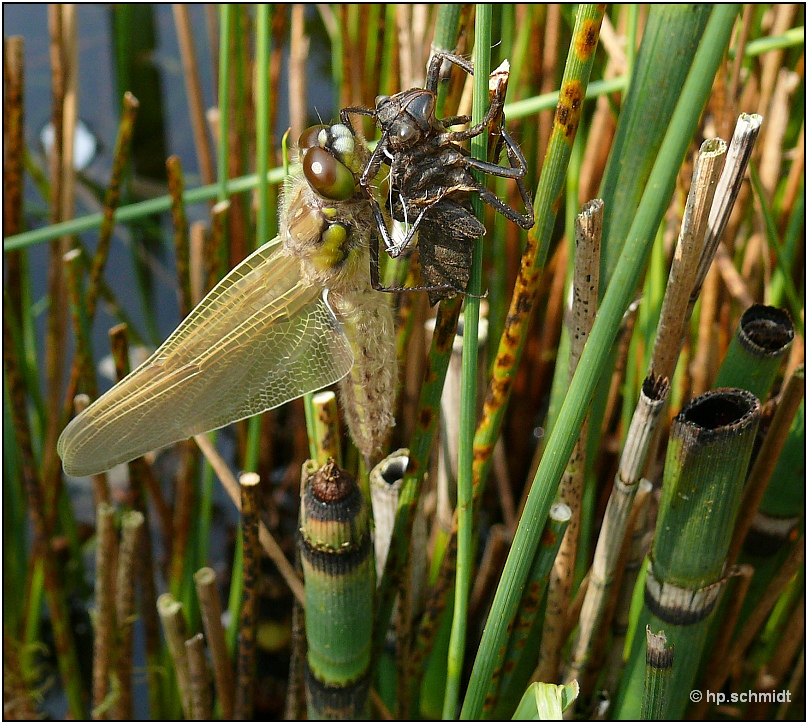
[460,7,739,718]
[443,8,490,718]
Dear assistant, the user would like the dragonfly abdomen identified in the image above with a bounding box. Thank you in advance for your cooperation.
[331,290,396,464]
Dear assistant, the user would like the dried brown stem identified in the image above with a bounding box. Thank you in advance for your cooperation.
[235,472,261,720]
[289,4,308,143]
[4,36,25,323]
[157,593,193,717]
[185,633,213,720]
[173,4,215,185]
[207,200,229,291]
[92,504,117,719]
[652,139,727,381]
[189,221,207,306]
[114,510,143,720]
[311,390,342,466]
[194,567,235,719]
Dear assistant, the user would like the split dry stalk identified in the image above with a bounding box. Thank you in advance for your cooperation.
[235,472,261,719]
[536,198,602,683]
[173,4,215,185]
[157,593,193,717]
[114,510,144,720]
[194,433,305,604]
[194,568,235,718]
[92,504,117,719]
[185,633,213,720]
[727,367,805,568]
[690,114,763,315]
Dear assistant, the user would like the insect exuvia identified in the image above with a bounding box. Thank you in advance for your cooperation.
[341,52,535,305]
[58,123,396,476]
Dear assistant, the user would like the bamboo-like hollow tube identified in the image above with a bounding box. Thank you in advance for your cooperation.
[311,390,342,466]
[235,472,260,720]
[640,628,673,720]
[157,593,193,717]
[299,459,374,719]
[369,449,410,582]
[93,503,117,718]
[206,199,229,292]
[568,376,668,681]
[185,633,213,720]
[484,503,571,718]
[614,388,761,719]
[194,567,235,719]
[114,510,144,720]
[713,304,795,401]
[539,198,602,684]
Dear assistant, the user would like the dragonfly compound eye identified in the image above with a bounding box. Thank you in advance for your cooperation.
[298,124,329,157]
[303,146,356,201]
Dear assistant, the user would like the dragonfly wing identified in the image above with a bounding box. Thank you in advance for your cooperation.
[58,237,354,477]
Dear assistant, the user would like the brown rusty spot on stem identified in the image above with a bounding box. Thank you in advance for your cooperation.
[419,407,434,428]
[575,18,601,61]
[554,81,584,140]
[541,527,559,547]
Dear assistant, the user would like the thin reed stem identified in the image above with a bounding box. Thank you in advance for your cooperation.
[235,472,260,719]
[173,4,215,185]
[194,567,235,719]
[157,593,193,717]
[114,510,143,720]
[92,504,117,719]
[310,391,342,466]
[185,633,213,720]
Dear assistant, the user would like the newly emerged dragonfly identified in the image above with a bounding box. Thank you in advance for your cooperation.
[341,52,534,305]
[58,123,396,477]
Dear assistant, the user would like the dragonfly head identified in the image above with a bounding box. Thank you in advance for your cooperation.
[299,124,365,201]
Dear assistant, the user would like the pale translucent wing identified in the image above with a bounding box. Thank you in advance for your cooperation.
[57,238,354,477]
